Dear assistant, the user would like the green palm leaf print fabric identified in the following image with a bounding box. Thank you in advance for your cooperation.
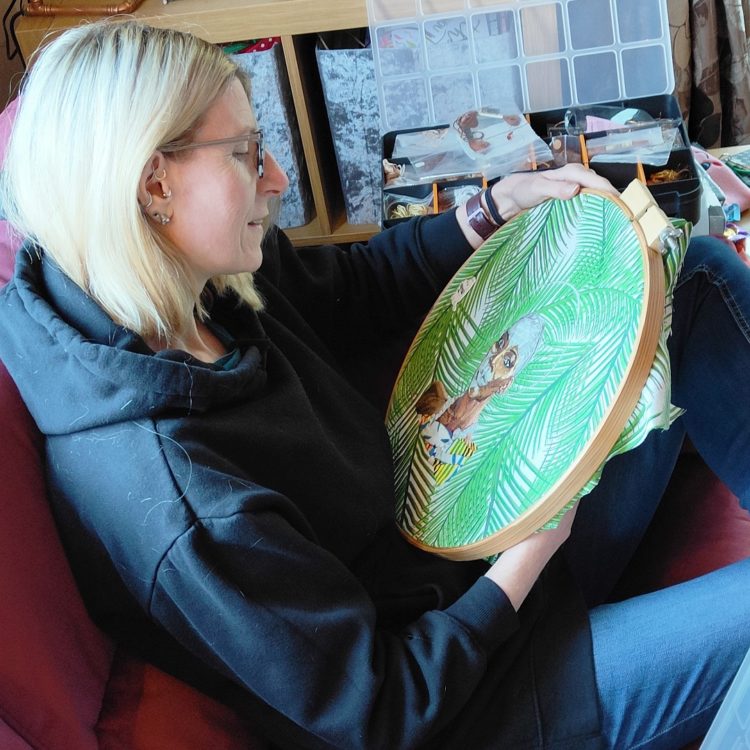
[386,191,688,555]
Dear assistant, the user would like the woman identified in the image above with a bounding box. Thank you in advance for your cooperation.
[0,19,748,750]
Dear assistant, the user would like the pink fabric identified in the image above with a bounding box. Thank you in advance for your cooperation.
[0,223,19,286]
[0,98,22,285]
[0,96,18,157]
[585,115,626,133]
[692,145,750,213]
[0,721,34,750]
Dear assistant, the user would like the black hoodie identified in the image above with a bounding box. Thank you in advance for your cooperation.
[0,212,601,750]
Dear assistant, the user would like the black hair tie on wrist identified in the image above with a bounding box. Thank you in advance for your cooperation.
[484,188,505,227]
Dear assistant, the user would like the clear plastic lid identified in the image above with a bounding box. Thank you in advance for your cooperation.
[367,0,674,132]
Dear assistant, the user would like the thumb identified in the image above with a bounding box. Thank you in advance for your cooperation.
[517,177,579,209]
[539,178,581,202]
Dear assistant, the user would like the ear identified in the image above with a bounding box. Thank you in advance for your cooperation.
[138,152,173,223]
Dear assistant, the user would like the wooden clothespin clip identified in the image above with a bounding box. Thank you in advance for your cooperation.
[620,179,672,252]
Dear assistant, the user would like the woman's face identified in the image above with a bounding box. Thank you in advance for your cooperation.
[161,78,288,289]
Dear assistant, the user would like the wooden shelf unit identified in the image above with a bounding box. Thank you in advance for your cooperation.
[16,0,376,246]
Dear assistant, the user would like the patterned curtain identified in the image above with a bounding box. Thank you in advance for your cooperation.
[669,0,750,147]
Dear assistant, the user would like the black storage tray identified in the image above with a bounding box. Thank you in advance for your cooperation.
[382,182,434,228]
[383,126,433,228]
[381,96,701,226]
[382,124,470,228]
[527,95,701,224]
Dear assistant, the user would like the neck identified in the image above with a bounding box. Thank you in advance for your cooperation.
[148,318,228,363]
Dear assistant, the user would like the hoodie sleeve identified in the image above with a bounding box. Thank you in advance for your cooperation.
[149,496,519,750]
[258,211,473,350]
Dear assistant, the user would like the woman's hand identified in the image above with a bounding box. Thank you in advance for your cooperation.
[458,164,617,248]
[489,163,618,224]
[484,502,579,611]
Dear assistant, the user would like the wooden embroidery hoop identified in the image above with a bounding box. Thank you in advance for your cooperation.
[387,181,672,560]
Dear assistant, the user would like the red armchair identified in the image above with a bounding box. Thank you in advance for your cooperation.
[1,98,748,749]
[1,264,749,748]
[0,359,268,750]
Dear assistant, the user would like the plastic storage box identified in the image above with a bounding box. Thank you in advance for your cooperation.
[366,0,675,133]
[527,94,701,223]
[371,0,700,226]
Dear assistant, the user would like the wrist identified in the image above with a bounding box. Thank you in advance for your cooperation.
[485,529,564,610]
[465,189,499,241]
[483,186,506,226]
[487,182,518,224]
[485,548,541,611]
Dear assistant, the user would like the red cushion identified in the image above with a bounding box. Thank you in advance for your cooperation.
[96,652,265,750]
[615,452,750,598]
[0,360,267,749]
[0,362,113,750]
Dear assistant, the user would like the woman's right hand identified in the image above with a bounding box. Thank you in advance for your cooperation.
[484,502,579,610]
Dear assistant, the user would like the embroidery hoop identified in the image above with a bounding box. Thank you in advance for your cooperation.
[386,182,674,560]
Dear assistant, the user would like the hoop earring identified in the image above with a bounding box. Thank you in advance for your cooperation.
[153,168,167,181]
[142,193,153,209]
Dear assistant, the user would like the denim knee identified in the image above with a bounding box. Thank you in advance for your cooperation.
[680,234,745,282]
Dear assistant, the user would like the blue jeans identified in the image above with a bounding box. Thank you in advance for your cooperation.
[562,236,750,749]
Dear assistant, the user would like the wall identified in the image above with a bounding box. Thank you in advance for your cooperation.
[0,51,23,109]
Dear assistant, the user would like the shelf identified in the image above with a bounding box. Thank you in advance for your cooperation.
[16,0,378,247]
[286,216,380,247]
[16,0,369,53]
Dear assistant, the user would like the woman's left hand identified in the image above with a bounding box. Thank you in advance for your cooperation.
[488,163,618,224]
[457,164,618,248]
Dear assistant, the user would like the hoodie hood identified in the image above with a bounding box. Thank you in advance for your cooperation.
[0,246,268,435]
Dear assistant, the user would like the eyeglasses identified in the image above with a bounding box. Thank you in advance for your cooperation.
[161,130,264,178]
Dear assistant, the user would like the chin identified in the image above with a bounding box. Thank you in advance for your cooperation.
[240,247,264,274]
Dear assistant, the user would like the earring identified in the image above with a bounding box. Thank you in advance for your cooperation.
[153,168,167,181]
[162,187,172,199]
[153,212,171,225]
[142,193,153,209]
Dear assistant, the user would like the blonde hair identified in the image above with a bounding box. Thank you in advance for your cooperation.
[1,18,264,341]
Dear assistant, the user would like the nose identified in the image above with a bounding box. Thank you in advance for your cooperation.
[259,150,289,196]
